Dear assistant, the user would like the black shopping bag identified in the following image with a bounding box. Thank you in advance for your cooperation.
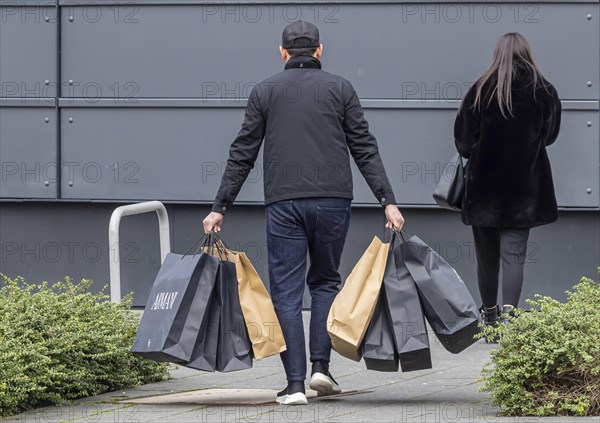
[388,234,433,372]
[177,254,221,371]
[362,285,399,372]
[182,247,253,372]
[402,234,481,354]
[215,260,253,372]
[131,252,218,362]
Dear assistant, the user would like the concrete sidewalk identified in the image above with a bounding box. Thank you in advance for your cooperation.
[4,312,599,423]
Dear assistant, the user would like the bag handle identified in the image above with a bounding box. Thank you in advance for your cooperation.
[385,227,409,247]
[181,230,230,259]
[181,232,212,258]
[206,230,231,261]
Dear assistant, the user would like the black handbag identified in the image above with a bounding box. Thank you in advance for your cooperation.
[433,153,466,211]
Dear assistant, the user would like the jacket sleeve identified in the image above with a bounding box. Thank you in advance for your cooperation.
[541,85,561,147]
[211,86,265,214]
[454,85,480,159]
[342,81,397,206]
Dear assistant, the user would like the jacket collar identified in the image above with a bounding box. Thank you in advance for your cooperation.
[284,55,322,70]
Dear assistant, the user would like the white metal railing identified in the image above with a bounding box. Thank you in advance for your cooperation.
[108,201,170,303]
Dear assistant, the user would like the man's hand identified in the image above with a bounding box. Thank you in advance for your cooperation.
[203,212,224,234]
[384,204,405,231]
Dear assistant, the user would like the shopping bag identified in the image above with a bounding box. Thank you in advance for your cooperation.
[215,260,253,372]
[328,236,389,361]
[131,251,218,363]
[402,234,481,354]
[178,254,221,371]
[388,234,433,372]
[233,251,286,359]
[361,285,399,372]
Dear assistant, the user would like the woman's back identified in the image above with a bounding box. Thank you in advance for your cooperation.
[454,62,561,228]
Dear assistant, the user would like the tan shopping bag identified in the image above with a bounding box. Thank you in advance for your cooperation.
[327,236,389,361]
[232,251,287,359]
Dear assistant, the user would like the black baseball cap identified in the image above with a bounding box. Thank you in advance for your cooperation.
[281,21,320,49]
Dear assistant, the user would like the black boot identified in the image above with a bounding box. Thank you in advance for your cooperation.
[480,305,500,343]
[499,305,516,325]
[480,305,500,325]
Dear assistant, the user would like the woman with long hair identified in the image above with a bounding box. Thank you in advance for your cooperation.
[454,33,561,334]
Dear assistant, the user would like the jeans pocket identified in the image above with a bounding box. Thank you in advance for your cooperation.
[266,202,297,237]
[315,205,350,244]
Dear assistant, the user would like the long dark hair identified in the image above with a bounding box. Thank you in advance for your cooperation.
[465,33,548,118]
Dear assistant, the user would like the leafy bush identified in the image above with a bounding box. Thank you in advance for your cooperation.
[479,274,600,416]
[0,275,169,417]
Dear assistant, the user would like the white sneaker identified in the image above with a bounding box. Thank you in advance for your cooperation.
[309,372,342,396]
[276,388,308,405]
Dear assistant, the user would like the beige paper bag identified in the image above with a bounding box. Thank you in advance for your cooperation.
[327,236,389,361]
[232,251,287,359]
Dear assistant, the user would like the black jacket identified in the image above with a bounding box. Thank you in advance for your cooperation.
[454,66,562,228]
[212,55,396,213]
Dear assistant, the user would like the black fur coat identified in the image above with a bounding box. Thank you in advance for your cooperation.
[454,67,562,228]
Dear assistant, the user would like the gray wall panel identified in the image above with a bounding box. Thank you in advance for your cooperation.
[546,110,599,207]
[0,202,597,308]
[0,107,58,198]
[326,3,599,101]
[58,106,599,208]
[357,108,600,207]
[60,3,598,100]
[0,3,57,99]
[59,107,265,201]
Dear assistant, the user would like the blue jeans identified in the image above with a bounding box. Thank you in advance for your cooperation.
[266,198,351,382]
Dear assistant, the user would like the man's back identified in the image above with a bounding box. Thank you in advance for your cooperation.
[212,54,396,213]
[254,55,355,204]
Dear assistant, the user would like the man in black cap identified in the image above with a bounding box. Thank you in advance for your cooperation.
[203,21,404,405]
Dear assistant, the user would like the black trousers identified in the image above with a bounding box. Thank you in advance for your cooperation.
[472,226,530,308]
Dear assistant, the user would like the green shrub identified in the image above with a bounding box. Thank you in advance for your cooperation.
[0,275,169,417]
[479,274,600,416]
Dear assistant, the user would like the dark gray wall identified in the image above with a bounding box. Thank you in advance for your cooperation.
[1,1,599,308]
[0,203,598,307]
